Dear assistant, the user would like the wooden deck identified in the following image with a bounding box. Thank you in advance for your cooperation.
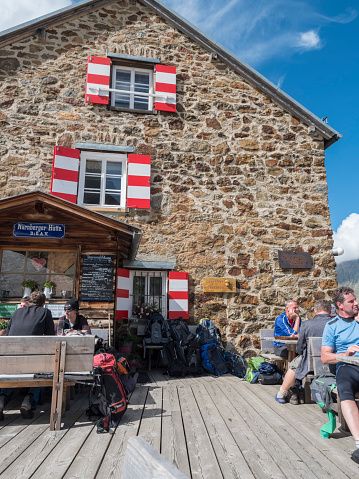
[1,372,358,478]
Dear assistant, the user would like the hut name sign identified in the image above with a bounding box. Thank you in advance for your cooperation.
[203,278,236,293]
[80,255,115,301]
[13,222,65,239]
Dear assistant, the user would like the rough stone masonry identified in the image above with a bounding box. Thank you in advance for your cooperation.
[0,0,337,356]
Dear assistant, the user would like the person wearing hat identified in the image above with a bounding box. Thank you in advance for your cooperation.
[56,298,91,335]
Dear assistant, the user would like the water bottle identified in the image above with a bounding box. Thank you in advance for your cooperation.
[57,318,64,336]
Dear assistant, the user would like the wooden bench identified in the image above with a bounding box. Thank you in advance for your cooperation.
[259,329,286,372]
[0,335,95,431]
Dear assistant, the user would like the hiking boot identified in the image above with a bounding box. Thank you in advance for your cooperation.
[20,394,34,419]
[0,394,6,421]
[290,392,299,405]
[299,389,305,404]
[274,394,286,404]
[351,449,359,464]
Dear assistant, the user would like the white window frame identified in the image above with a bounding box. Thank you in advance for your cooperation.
[111,65,154,111]
[129,270,167,319]
[78,151,127,208]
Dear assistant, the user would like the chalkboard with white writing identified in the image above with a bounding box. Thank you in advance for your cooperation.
[80,255,115,301]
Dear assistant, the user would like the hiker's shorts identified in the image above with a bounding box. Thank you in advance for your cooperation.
[336,363,359,401]
[289,354,302,371]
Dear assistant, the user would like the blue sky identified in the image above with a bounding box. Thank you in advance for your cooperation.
[1,0,358,260]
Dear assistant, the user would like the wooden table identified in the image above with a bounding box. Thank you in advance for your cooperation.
[262,336,298,362]
[335,355,359,365]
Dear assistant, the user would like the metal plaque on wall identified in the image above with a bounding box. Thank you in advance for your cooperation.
[278,250,312,269]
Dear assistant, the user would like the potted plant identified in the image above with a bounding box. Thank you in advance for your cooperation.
[117,331,138,357]
[132,302,162,319]
[21,279,38,297]
[0,318,9,336]
[42,280,56,299]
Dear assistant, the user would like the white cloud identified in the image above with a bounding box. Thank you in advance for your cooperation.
[296,30,322,50]
[0,0,72,33]
[333,213,359,264]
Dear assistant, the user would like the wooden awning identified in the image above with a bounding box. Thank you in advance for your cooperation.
[0,191,141,259]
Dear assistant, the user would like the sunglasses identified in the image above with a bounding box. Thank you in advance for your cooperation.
[64,307,74,312]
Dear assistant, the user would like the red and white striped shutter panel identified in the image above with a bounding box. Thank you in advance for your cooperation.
[155,65,176,112]
[116,268,131,320]
[127,154,151,209]
[85,56,111,105]
[51,146,80,204]
[168,272,189,320]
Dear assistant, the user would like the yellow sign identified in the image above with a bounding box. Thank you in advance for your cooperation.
[203,278,236,293]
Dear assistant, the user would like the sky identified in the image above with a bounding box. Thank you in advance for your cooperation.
[0,0,358,263]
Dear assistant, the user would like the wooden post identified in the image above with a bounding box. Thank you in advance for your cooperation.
[108,312,111,346]
[121,436,189,479]
[50,341,61,431]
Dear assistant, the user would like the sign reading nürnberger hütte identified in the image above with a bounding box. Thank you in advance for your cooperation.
[13,222,65,239]
[203,278,236,293]
[278,250,312,269]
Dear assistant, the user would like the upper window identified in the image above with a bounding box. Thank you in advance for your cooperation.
[78,151,127,208]
[111,66,153,111]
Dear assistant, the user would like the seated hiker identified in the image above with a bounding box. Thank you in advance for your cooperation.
[321,286,359,464]
[56,298,91,335]
[275,299,332,404]
[0,291,55,420]
[273,300,301,359]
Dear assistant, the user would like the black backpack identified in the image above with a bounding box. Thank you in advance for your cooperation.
[185,338,203,374]
[160,340,188,376]
[223,350,247,379]
[87,353,127,434]
[196,319,221,346]
[144,312,169,345]
[169,319,194,346]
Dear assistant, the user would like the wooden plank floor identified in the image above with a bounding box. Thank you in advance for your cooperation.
[0,372,358,478]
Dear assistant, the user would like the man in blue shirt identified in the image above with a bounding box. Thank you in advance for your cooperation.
[273,300,301,359]
[321,286,359,464]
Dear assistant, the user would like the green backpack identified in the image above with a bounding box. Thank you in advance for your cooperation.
[245,356,265,383]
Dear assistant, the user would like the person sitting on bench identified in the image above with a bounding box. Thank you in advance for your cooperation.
[273,300,301,359]
[321,286,359,465]
[275,300,332,404]
[0,291,55,420]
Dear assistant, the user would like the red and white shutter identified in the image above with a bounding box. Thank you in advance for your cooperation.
[168,272,189,320]
[116,268,131,320]
[85,55,111,105]
[51,146,80,204]
[155,65,176,112]
[127,154,151,209]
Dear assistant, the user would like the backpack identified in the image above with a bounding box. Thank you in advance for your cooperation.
[257,362,282,385]
[201,344,228,376]
[160,340,188,376]
[196,318,221,346]
[185,338,203,374]
[245,356,265,383]
[169,319,194,346]
[144,312,169,345]
[87,353,127,433]
[223,350,247,379]
[310,374,336,412]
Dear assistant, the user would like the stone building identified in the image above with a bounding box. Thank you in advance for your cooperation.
[0,0,341,354]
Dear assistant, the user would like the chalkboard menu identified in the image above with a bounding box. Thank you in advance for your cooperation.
[80,255,115,301]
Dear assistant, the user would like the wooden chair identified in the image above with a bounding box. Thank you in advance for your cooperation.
[0,335,94,430]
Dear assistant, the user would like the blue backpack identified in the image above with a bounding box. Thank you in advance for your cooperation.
[196,319,221,345]
[201,344,228,376]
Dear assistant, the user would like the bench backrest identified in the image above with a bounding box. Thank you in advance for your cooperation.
[0,336,95,375]
[260,329,274,353]
[308,337,332,376]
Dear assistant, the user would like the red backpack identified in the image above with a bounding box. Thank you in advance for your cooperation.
[87,353,127,433]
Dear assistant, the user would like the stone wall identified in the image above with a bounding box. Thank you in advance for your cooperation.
[0,0,337,355]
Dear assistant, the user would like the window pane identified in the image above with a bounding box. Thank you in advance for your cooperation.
[85,160,101,174]
[106,177,121,191]
[116,70,131,89]
[106,161,122,176]
[83,192,100,204]
[133,276,146,305]
[1,250,26,273]
[104,193,122,205]
[84,176,101,189]
[0,274,22,297]
[50,274,74,298]
[135,72,149,91]
[27,252,49,274]
[49,252,76,275]
[134,96,149,110]
[150,276,162,296]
